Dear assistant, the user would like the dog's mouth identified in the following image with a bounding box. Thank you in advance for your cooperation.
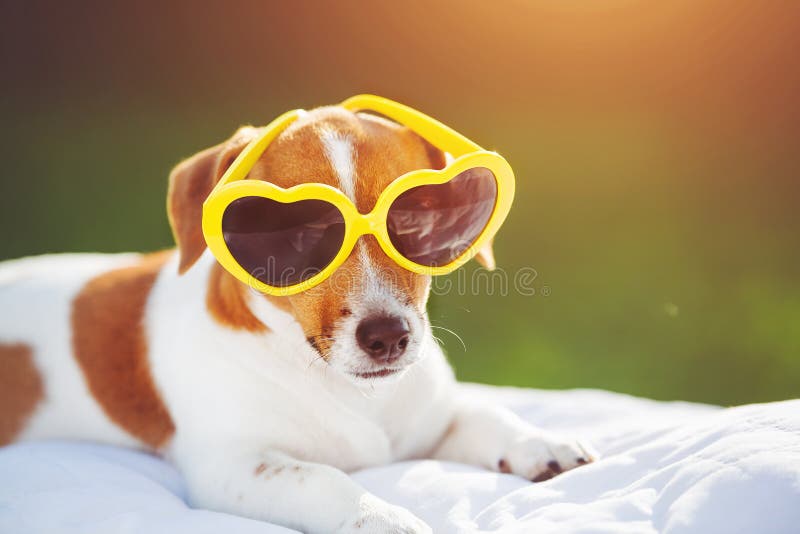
[351,368,403,380]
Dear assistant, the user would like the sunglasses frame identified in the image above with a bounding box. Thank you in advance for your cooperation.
[202,95,515,296]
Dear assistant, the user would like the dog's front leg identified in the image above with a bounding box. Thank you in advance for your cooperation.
[180,448,430,533]
[432,398,596,482]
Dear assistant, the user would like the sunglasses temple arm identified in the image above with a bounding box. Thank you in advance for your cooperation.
[210,110,303,196]
[340,95,482,158]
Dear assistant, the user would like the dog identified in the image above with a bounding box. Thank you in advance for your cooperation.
[0,103,593,533]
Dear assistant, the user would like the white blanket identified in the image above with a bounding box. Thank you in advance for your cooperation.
[1,384,798,534]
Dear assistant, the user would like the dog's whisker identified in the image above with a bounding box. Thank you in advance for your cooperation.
[431,324,467,352]
[306,353,327,371]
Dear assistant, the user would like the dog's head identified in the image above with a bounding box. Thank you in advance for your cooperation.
[167,106,494,382]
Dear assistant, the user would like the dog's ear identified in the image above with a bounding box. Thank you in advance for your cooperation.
[474,238,496,270]
[420,137,447,171]
[167,126,258,274]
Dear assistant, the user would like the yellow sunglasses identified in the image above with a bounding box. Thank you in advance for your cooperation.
[202,95,515,296]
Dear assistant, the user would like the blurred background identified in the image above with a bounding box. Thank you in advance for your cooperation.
[2,0,798,405]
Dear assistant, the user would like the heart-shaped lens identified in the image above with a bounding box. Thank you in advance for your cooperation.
[222,197,346,287]
[386,167,497,267]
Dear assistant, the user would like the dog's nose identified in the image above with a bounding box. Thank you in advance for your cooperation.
[355,316,410,363]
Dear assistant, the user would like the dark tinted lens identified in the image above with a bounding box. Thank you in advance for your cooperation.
[387,167,497,267]
[222,197,345,287]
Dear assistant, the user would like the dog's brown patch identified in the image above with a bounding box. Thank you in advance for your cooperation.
[71,250,175,449]
[0,343,43,445]
[254,462,267,476]
[498,458,512,474]
[207,263,268,333]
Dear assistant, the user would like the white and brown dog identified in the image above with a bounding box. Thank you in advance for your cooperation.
[0,105,593,533]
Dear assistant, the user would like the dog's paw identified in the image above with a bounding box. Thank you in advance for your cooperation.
[340,494,431,534]
[497,431,597,482]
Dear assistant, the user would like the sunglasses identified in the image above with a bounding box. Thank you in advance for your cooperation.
[202,95,515,296]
